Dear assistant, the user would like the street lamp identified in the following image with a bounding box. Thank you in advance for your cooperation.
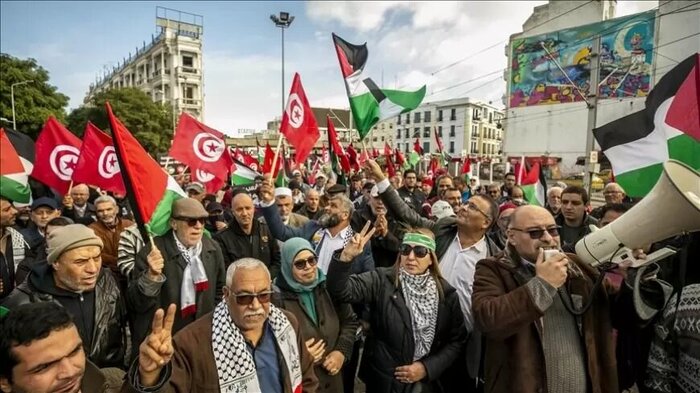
[270,11,294,116]
[11,80,33,130]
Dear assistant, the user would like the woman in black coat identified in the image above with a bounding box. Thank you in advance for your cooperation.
[327,225,467,393]
[273,237,359,393]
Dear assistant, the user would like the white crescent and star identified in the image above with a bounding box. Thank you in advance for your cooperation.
[193,132,224,163]
[98,146,120,179]
[49,145,80,181]
[196,168,215,183]
[285,93,304,129]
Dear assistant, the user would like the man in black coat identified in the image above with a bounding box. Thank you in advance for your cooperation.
[396,169,426,213]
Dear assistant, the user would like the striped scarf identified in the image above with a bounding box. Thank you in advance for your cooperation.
[173,233,209,318]
[399,267,439,360]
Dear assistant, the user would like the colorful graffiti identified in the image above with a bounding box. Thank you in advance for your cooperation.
[508,11,655,108]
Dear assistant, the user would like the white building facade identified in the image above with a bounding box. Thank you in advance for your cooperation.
[84,7,204,121]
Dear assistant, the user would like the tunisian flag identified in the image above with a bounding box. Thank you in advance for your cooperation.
[31,116,82,195]
[168,113,233,182]
[72,122,126,195]
[280,73,319,163]
[192,167,225,194]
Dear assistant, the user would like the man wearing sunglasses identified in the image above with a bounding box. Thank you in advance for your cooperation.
[472,205,624,393]
[128,198,226,358]
[126,259,319,392]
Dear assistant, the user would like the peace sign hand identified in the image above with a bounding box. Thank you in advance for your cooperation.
[339,221,376,263]
[138,304,177,387]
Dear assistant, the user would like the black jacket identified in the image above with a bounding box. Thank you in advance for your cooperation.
[1,264,126,369]
[213,216,281,278]
[127,231,226,355]
[350,205,407,268]
[327,253,467,393]
[297,204,323,221]
[62,203,97,225]
[397,186,426,213]
[555,212,598,248]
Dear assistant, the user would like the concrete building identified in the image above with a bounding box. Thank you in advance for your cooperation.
[391,97,504,160]
[84,7,204,121]
[503,0,700,175]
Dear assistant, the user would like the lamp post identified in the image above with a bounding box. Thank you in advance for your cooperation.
[270,11,294,116]
[11,80,33,130]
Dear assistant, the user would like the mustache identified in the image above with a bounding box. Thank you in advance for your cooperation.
[244,310,265,318]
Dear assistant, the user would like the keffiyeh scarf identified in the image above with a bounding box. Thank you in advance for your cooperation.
[212,301,302,392]
[400,267,439,361]
[173,233,208,317]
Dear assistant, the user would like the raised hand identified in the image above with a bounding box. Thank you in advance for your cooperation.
[535,248,568,288]
[139,304,177,386]
[363,159,386,182]
[339,221,376,263]
[259,174,275,204]
[146,245,165,280]
[374,213,388,237]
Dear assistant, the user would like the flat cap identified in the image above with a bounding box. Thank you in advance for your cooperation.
[172,198,208,219]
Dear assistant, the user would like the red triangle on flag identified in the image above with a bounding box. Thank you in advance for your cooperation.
[665,54,700,141]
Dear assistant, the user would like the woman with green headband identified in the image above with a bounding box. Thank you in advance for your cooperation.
[327,223,467,393]
[273,237,359,393]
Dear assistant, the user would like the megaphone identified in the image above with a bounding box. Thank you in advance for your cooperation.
[576,159,700,267]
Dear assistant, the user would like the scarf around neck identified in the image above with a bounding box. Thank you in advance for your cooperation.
[399,267,439,361]
[173,233,208,318]
[212,301,302,392]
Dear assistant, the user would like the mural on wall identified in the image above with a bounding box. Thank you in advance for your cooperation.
[508,11,656,108]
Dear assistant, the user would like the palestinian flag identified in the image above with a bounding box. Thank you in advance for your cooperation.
[0,128,31,203]
[332,33,426,140]
[231,160,260,187]
[106,103,186,237]
[520,161,547,206]
[594,53,700,197]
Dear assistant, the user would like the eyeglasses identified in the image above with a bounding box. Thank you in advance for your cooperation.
[293,256,318,270]
[173,217,206,227]
[399,244,430,258]
[488,190,499,195]
[466,202,491,220]
[603,191,621,195]
[510,226,560,239]
[233,291,273,305]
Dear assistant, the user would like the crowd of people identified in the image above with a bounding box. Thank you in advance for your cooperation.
[1,159,698,393]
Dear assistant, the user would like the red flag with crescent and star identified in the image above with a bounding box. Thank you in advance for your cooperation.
[72,122,126,195]
[31,116,82,195]
[280,73,320,164]
[168,113,233,182]
[192,167,225,194]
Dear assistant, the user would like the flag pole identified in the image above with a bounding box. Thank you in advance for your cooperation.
[517,155,525,185]
[269,136,284,180]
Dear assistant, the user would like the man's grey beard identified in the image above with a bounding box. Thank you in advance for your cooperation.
[317,213,341,228]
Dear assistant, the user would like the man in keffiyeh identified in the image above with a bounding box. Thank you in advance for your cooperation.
[124,258,319,393]
[126,198,227,358]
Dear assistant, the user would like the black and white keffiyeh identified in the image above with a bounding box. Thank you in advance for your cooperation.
[173,233,208,318]
[211,301,302,392]
[400,267,439,361]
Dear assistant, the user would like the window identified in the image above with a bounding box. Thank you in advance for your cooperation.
[414,112,421,123]
[424,111,431,122]
[406,114,411,124]
[397,115,402,125]
[396,130,401,139]
[423,141,430,152]
[473,109,481,121]
[472,125,478,137]
[450,125,456,137]
[450,108,456,121]
[438,126,443,137]
[381,136,385,142]
[471,142,477,152]
[489,112,493,123]
[437,110,443,122]
[423,127,430,137]
[414,128,420,138]
[405,129,409,138]
[405,143,410,153]
[449,141,455,153]
[182,56,194,68]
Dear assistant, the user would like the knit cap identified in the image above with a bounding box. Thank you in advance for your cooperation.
[47,224,104,264]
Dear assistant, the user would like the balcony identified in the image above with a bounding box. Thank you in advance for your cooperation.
[178,66,200,75]
[181,98,201,107]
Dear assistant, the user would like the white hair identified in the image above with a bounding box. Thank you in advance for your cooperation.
[94,195,117,207]
[547,186,563,197]
[226,258,270,287]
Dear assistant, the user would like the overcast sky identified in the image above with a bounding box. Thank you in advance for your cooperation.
[1,1,657,135]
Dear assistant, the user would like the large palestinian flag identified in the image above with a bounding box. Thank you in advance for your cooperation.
[332,33,426,140]
[106,103,186,237]
[594,53,700,197]
[0,128,31,203]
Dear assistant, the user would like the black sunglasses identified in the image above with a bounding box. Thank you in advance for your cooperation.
[233,291,273,305]
[293,256,318,270]
[510,226,560,239]
[399,244,430,258]
[173,217,206,227]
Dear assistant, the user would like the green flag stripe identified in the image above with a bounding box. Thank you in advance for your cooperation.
[668,134,700,170]
[145,189,183,236]
[615,163,664,197]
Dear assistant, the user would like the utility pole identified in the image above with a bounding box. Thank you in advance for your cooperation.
[583,35,601,195]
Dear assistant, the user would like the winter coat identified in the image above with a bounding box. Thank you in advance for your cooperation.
[89,218,135,280]
[122,309,319,393]
[273,280,359,393]
[213,216,281,277]
[326,253,467,393]
[2,264,127,369]
[127,231,226,355]
[471,250,624,393]
[62,202,97,225]
[397,186,427,213]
